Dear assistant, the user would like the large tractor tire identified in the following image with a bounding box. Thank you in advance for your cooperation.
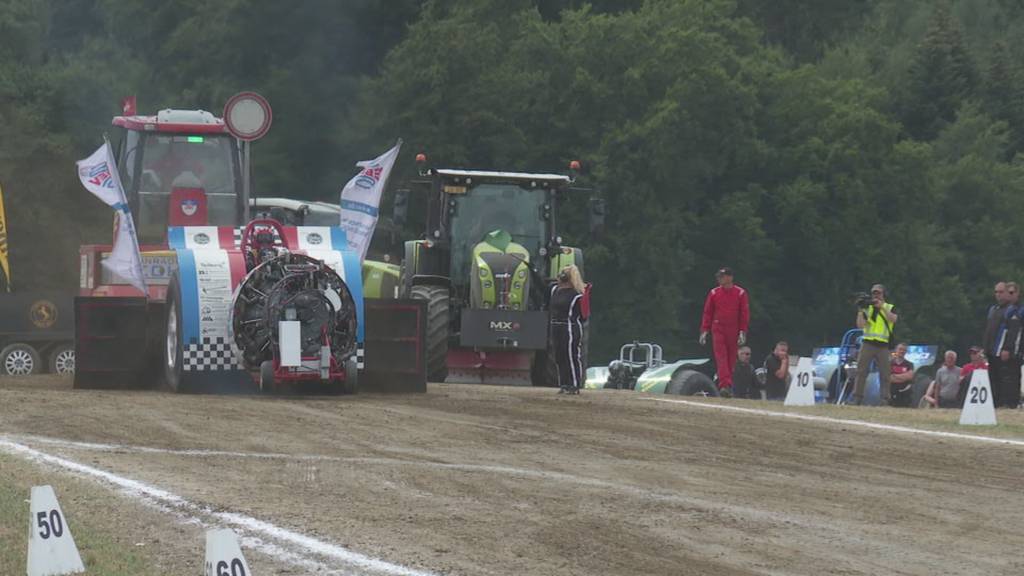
[666,369,719,397]
[1,343,41,376]
[164,274,195,393]
[531,348,560,387]
[410,284,449,382]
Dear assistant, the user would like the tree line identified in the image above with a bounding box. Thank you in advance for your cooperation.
[2,0,1023,362]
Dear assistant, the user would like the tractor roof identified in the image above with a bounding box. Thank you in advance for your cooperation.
[112,109,229,134]
[435,169,571,185]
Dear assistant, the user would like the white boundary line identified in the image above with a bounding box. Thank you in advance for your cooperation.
[4,434,796,520]
[642,397,1024,447]
[0,438,437,576]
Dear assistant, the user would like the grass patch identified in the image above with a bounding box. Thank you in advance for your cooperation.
[0,455,162,576]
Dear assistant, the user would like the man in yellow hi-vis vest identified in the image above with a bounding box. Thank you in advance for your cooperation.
[852,284,898,405]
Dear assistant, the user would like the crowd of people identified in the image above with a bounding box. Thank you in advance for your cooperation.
[699,268,1024,409]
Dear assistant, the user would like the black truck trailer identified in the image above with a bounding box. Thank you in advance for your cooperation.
[0,291,75,376]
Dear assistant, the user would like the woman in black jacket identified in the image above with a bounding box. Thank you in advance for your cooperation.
[550,265,587,394]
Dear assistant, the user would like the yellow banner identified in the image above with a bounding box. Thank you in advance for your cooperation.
[0,183,10,291]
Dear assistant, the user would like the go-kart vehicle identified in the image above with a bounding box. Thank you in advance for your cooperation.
[584,341,718,396]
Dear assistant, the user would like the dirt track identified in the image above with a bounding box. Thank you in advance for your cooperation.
[1,376,1023,575]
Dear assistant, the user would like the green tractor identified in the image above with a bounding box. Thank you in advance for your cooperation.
[388,158,602,385]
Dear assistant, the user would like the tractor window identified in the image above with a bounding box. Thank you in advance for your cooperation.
[135,134,239,241]
[449,183,546,284]
[118,129,141,193]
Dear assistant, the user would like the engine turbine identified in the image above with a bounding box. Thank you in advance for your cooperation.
[231,252,357,370]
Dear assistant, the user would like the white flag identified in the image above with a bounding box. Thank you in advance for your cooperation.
[76,142,147,295]
[339,140,402,260]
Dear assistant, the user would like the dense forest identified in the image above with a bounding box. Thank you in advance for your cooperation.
[3,0,1024,362]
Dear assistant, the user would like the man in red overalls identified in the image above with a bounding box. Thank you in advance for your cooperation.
[700,267,750,393]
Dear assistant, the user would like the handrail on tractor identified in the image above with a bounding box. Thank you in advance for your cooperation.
[618,341,664,370]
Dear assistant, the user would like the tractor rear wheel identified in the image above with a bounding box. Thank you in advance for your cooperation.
[531,347,559,387]
[666,369,719,397]
[410,285,449,382]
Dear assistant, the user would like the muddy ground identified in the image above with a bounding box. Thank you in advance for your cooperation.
[1,376,1023,575]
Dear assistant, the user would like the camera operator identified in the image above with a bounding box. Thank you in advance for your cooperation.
[852,284,898,406]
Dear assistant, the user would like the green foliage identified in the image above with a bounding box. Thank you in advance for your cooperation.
[4,0,1024,362]
[901,4,978,140]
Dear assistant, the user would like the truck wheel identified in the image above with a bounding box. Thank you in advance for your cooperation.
[410,285,449,382]
[164,274,193,393]
[259,360,275,393]
[48,344,75,375]
[666,369,719,397]
[1,343,41,376]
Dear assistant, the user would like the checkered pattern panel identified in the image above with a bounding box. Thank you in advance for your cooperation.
[183,337,241,371]
[356,343,365,370]
[232,226,282,248]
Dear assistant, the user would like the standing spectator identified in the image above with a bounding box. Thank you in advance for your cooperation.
[889,342,916,407]
[921,350,961,408]
[700,267,750,393]
[549,265,587,395]
[732,346,760,400]
[852,284,898,406]
[983,282,1017,407]
[763,341,789,401]
[1004,282,1022,408]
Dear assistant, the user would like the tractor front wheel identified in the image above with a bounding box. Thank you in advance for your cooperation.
[259,360,275,393]
[164,274,194,393]
[342,357,359,394]
[410,285,449,382]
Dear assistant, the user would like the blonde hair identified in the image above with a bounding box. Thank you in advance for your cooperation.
[559,265,585,294]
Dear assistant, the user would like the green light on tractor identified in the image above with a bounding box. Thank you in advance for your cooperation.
[187,136,204,143]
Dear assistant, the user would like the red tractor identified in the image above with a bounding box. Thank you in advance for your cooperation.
[75,107,365,392]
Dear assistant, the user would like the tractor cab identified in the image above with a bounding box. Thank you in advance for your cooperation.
[81,110,245,299]
[112,109,244,244]
[406,168,577,310]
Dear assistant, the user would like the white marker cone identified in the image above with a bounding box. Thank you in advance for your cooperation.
[784,357,816,406]
[26,485,85,576]
[960,368,997,426]
[205,528,253,576]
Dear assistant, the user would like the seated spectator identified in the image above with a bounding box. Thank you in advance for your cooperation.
[920,350,961,408]
[732,346,761,399]
[956,346,989,406]
[763,341,789,401]
[889,342,916,407]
